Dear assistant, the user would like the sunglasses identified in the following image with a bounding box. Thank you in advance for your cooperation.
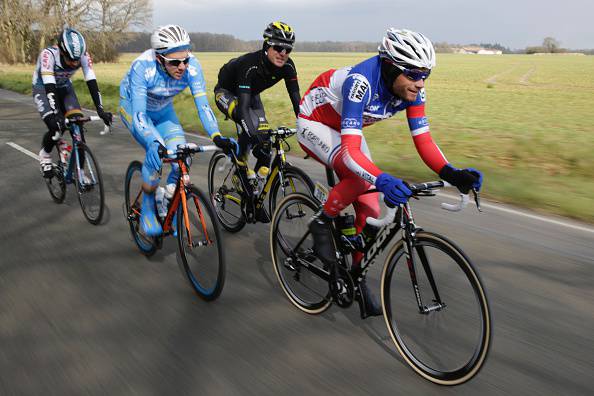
[402,68,431,81]
[271,44,292,54]
[159,54,190,67]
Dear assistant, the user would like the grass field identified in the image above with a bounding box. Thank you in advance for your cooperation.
[2,52,594,222]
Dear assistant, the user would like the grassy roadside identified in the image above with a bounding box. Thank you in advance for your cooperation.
[2,52,594,223]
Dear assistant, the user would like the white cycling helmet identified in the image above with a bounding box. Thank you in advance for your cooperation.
[151,24,191,54]
[378,28,436,70]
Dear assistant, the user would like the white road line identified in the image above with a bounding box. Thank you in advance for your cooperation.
[6,142,39,160]
[437,192,594,234]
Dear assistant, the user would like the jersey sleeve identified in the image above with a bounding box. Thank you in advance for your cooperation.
[128,60,162,147]
[187,57,220,137]
[284,59,301,116]
[80,52,97,81]
[39,49,57,85]
[236,64,259,136]
[337,72,382,184]
[406,89,448,173]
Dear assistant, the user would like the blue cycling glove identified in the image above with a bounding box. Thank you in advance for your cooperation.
[439,164,483,193]
[375,173,412,206]
[145,141,162,173]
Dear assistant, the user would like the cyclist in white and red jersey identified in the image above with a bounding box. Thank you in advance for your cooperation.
[33,28,112,177]
[297,28,483,316]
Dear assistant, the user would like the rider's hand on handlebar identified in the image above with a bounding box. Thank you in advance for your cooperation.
[97,108,113,126]
[146,141,163,171]
[213,135,239,156]
[375,173,412,206]
[439,164,483,194]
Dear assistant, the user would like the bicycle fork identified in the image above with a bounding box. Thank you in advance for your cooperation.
[402,231,446,314]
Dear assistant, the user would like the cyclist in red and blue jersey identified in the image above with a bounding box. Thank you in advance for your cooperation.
[297,29,483,316]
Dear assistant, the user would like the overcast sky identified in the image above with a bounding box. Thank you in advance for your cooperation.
[153,0,594,49]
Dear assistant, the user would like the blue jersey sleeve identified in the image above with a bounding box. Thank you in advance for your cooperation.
[129,60,163,147]
[340,72,372,134]
[186,57,220,137]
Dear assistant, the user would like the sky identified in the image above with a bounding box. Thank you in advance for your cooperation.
[153,0,594,50]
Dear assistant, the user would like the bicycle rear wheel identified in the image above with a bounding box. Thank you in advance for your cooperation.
[45,163,66,203]
[208,151,246,233]
[177,185,225,301]
[270,193,332,314]
[381,231,491,385]
[124,161,158,256]
[74,143,104,224]
[268,164,314,216]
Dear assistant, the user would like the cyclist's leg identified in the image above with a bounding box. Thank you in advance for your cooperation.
[120,98,164,236]
[296,118,343,263]
[33,85,61,176]
[249,95,272,175]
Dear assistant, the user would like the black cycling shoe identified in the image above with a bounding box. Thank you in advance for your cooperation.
[41,163,54,179]
[308,211,337,266]
[357,278,383,319]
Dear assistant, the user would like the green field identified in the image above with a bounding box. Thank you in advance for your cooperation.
[2,52,594,222]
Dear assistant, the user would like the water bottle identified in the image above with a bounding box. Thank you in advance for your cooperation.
[58,139,71,163]
[155,186,167,218]
[247,168,257,195]
[254,166,269,195]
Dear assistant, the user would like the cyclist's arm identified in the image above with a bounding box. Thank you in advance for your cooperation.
[338,73,382,184]
[128,62,163,147]
[187,57,221,138]
[236,66,260,136]
[284,59,301,117]
[38,49,60,117]
[405,90,448,173]
[80,52,104,112]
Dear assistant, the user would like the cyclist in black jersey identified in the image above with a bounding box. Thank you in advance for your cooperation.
[213,21,301,191]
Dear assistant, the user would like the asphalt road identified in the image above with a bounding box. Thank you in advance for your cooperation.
[1,88,593,395]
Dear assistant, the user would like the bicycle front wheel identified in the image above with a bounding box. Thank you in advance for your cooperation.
[381,231,491,385]
[268,164,315,216]
[208,151,246,233]
[270,193,332,314]
[124,161,158,256]
[74,143,104,224]
[177,185,226,301]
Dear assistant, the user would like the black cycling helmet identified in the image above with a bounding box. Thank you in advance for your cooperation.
[263,21,295,46]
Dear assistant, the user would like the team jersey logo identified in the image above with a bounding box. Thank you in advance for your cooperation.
[41,50,52,70]
[341,117,361,129]
[347,74,369,103]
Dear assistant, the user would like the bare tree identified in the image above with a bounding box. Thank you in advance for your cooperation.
[85,0,151,61]
[542,37,560,53]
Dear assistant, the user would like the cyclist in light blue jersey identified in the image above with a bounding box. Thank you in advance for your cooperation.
[119,24,233,236]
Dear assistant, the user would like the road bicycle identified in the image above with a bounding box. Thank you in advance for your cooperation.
[208,126,314,232]
[269,177,491,385]
[124,143,225,301]
[44,113,109,224]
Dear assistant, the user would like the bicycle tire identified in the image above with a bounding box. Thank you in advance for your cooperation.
[124,160,158,256]
[74,143,104,224]
[46,164,66,204]
[270,193,332,314]
[207,151,246,233]
[268,164,315,216]
[381,231,491,385]
[177,185,226,301]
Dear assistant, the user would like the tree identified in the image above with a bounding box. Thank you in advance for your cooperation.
[542,37,560,53]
